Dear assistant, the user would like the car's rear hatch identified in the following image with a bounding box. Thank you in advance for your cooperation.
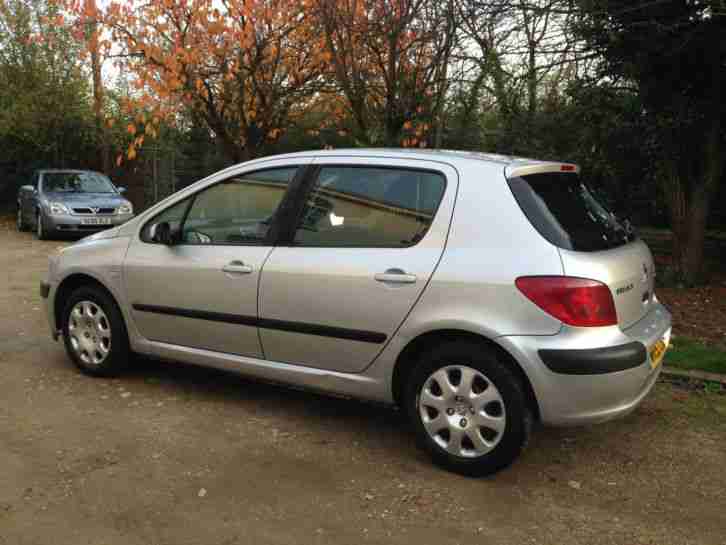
[505,162,654,330]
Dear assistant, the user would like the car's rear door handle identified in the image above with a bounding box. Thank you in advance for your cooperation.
[222,260,253,275]
[375,269,417,284]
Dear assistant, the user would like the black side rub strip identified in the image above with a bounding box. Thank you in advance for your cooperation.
[538,342,647,375]
[132,304,387,344]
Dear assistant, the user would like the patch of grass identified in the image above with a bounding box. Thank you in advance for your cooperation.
[665,337,726,375]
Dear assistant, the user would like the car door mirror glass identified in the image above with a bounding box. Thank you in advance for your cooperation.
[150,221,177,245]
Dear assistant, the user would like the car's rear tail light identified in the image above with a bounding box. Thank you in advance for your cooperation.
[515,276,617,327]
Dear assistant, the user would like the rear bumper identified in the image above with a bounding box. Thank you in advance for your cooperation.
[498,302,672,426]
[43,213,133,233]
[538,342,646,374]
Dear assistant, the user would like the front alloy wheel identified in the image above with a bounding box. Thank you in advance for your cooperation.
[67,301,112,366]
[62,285,129,376]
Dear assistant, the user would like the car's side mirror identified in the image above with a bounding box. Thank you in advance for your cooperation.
[20,185,35,193]
[117,186,127,194]
[149,221,177,245]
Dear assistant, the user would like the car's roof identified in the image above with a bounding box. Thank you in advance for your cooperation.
[248,148,574,173]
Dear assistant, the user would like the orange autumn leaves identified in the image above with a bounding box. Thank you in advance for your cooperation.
[50,0,330,163]
[52,0,444,162]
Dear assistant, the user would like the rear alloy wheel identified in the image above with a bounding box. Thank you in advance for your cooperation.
[418,365,506,458]
[61,285,129,377]
[404,341,532,476]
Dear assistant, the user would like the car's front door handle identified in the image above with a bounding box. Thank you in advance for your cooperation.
[375,269,417,284]
[222,261,253,275]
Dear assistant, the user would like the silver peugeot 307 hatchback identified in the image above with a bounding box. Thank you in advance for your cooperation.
[41,150,672,475]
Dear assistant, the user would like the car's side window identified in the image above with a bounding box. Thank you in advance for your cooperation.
[142,167,297,245]
[293,166,446,247]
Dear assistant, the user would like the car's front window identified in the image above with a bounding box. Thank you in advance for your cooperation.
[42,172,116,194]
[140,167,297,245]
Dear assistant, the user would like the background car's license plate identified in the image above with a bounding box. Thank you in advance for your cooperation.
[81,217,112,225]
[649,339,667,369]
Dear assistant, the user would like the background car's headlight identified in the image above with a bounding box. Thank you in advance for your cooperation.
[117,202,133,215]
[49,202,70,215]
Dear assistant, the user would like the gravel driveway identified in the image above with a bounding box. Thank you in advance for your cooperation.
[1,220,725,545]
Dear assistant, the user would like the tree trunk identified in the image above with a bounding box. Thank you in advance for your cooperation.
[85,0,108,172]
[681,186,709,281]
[664,118,722,284]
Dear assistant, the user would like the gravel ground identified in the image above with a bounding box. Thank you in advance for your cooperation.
[1,221,726,545]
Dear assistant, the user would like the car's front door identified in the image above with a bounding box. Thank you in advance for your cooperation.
[258,158,458,373]
[124,162,307,357]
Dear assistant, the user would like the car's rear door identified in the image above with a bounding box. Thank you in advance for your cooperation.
[123,160,309,357]
[258,157,458,373]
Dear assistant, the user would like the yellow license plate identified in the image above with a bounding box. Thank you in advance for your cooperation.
[649,339,667,369]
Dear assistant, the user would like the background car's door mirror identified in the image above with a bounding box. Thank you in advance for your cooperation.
[117,186,127,194]
[149,221,177,245]
[20,185,35,193]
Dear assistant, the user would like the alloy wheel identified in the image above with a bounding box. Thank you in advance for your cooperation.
[418,365,506,458]
[67,301,112,365]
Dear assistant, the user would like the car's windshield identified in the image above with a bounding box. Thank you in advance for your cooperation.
[42,172,116,194]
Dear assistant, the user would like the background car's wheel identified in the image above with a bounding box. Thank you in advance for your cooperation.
[17,206,28,231]
[61,285,130,377]
[404,341,532,477]
[36,212,47,240]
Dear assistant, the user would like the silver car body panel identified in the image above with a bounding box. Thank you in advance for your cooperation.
[43,149,673,425]
[124,243,274,358]
[497,302,671,425]
[258,156,459,373]
[124,157,314,357]
[559,241,656,330]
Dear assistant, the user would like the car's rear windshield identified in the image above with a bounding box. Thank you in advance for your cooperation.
[42,172,116,193]
[507,172,636,252]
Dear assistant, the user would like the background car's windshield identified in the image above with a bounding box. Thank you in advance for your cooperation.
[42,172,116,193]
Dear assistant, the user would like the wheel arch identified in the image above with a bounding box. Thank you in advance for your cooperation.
[54,273,125,333]
[391,329,541,421]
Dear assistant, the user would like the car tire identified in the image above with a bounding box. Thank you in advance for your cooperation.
[36,212,48,240]
[17,206,28,231]
[61,285,130,377]
[403,341,532,477]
